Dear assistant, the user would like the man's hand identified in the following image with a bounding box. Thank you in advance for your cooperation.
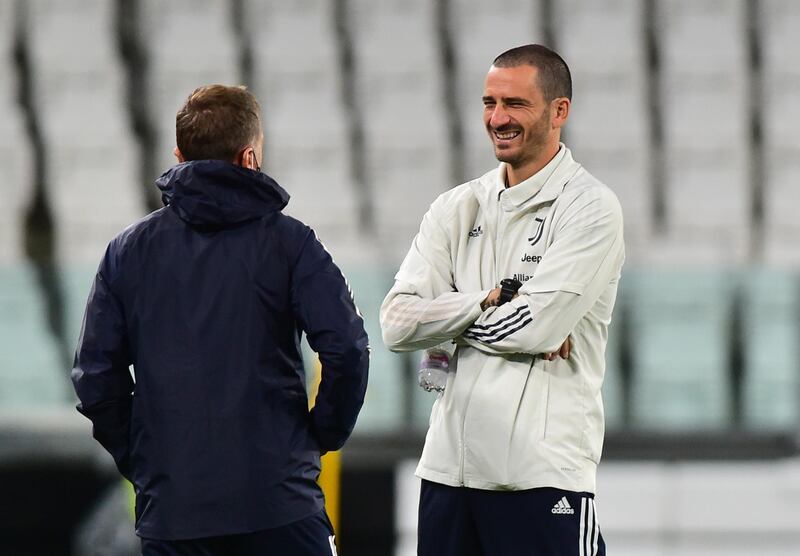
[479,289,571,360]
[544,335,571,361]
[480,288,502,311]
[480,287,520,311]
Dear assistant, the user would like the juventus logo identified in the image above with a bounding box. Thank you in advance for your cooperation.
[528,217,545,246]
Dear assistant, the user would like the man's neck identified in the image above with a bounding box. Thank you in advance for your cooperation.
[506,142,561,187]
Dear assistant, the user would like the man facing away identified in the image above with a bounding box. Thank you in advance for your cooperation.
[72,85,369,555]
[380,44,624,555]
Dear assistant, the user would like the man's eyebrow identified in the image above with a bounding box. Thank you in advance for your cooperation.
[503,97,531,104]
[481,96,531,104]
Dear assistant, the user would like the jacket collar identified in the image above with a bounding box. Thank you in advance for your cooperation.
[493,144,581,211]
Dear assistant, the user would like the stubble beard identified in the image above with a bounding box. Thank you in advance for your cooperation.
[493,132,549,172]
[491,111,551,170]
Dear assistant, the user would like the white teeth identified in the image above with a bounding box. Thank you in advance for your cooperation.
[495,131,520,140]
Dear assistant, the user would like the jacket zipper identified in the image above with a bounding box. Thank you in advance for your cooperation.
[460,194,505,485]
[458,370,481,485]
[494,196,506,285]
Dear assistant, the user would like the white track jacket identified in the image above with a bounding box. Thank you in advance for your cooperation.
[380,146,624,493]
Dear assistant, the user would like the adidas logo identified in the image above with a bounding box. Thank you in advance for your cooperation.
[551,496,575,515]
[468,225,483,238]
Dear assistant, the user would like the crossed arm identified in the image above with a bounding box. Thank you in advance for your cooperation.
[381,284,571,360]
[380,188,623,359]
[479,286,571,359]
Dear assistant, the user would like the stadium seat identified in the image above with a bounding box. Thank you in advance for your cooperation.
[141,0,237,70]
[760,1,800,267]
[566,83,652,261]
[654,0,752,264]
[741,269,800,430]
[340,266,404,433]
[571,145,652,262]
[0,37,31,264]
[656,0,748,75]
[41,96,142,256]
[555,0,645,75]
[348,0,453,251]
[27,0,126,131]
[247,0,360,252]
[761,0,800,77]
[269,140,354,213]
[656,8,751,261]
[27,0,121,74]
[361,124,452,258]
[661,79,749,151]
[568,79,649,149]
[26,0,145,267]
[0,3,70,410]
[450,0,544,180]
[140,0,239,174]
[27,0,129,151]
[659,146,751,264]
[762,79,800,153]
[0,264,71,407]
[45,128,143,263]
[348,0,440,77]
[763,151,800,267]
[276,159,362,265]
[603,289,626,431]
[627,269,736,430]
[460,129,497,185]
[62,266,99,358]
[0,0,16,84]
[553,0,653,262]
[247,0,342,100]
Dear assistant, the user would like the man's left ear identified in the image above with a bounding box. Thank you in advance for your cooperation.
[245,147,260,171]
[552,98,570,128]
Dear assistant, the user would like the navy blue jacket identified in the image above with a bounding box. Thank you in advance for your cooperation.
[71,161,369,540]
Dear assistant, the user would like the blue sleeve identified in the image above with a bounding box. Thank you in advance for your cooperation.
[290,229,370,453]
[71,249,134,479]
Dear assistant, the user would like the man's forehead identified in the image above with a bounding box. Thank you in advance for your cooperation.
[484,65,541,96]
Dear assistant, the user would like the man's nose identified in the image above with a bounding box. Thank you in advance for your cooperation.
[488,104,510,129]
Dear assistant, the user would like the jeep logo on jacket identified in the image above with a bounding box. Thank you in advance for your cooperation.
[380,145,624,494]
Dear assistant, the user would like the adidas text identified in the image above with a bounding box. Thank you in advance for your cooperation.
[551,497,575,515]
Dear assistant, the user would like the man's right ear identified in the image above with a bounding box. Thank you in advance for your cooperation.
[174,147,185,163]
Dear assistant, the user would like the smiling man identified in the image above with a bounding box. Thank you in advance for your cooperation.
[380,45,625,555]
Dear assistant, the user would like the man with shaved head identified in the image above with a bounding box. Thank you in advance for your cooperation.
[381,45,624,556]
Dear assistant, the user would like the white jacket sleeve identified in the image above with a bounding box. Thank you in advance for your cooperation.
[461,187,624,356]
[380,201,489,353]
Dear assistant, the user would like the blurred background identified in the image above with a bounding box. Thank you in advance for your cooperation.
[1,0,799,554]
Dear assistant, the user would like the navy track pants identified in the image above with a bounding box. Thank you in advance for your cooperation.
[140,510,337,556]
[418,480,606,556]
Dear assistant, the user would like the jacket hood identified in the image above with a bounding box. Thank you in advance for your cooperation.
[156,160,290,229]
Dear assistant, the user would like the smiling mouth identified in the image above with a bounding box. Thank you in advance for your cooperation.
[493,130,521,141]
